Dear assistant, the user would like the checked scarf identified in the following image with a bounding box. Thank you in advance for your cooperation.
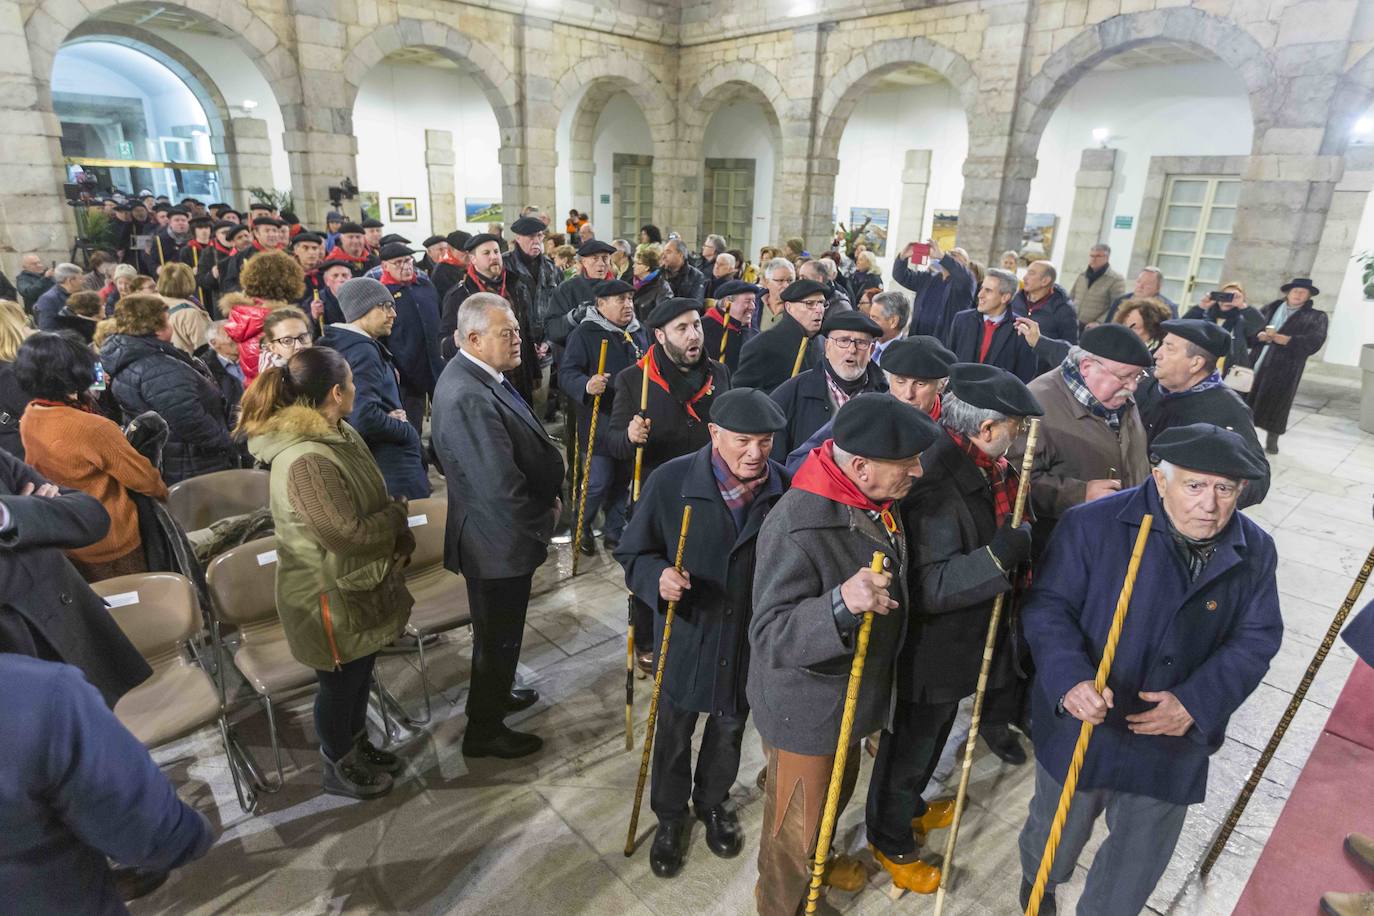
[710,447,769,531]
[1060,356,1124,432]
[946,428,1021,526]
[1161,370,1225,399]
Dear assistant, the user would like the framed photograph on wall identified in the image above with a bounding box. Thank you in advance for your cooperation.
[389,197,417,222]
[358,191,381,222]
[847,207,889,256]
[464,199,502,223]
[1021,213,1058,261]
[932,210,959,253]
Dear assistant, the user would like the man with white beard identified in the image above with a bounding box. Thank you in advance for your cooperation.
[768,310,885,457]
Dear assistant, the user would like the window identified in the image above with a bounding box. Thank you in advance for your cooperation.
[613,154,654,241]
[1148,176,1240,307]
[702,158,756,250]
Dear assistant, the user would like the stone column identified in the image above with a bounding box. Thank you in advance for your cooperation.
[425,129,456,233]
[568,157,595,216]
[773,23,832,251]
[212,117,275,206]
[1062,148,1119,279]
[895,150,933,251]
[1310,145,1374,311]
[286,5,356,227]
[509,15,557,218]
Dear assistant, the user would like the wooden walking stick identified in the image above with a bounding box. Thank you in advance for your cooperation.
[719,318,731,361]
[1024,517,1153,916]
[624,505,693,855]
[571,339,609,575]
[790,337,809,379]
[625,365,653,747]
[631,367,651,502]
[804,551,888,914]
[1198,543,1374,877]
[933,418,1040,915]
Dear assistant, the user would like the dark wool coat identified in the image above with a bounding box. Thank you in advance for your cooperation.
[947,310,1040,383]
[0,361,29,461]
[605,356,731,481]
[615,445,788,716]
[1137,377,1269,508]
[1012,284,1080,374]
[440,271,541,404]
[1181,303,1265,371]
[663,263,708,302]
[542,273,600,346]
[701,310,757,373]
[1245,300,1329,435]
[382,275,444,398]
[1024,480,1282,805]
[892,253,974,342]
[768,362,882,458]
[0,449,151,707]
[733,310,821,394]
[558,317,648,456]
[504,247,559,343]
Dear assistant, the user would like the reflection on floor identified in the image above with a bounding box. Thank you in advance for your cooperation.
[130,375,1374,915]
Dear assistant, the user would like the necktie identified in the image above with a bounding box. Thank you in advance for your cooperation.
[500,377,534,417]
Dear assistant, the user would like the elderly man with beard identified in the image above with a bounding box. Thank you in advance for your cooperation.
[734,278,828,394]
[377,242,443,438]
[441,233,541,405]
[1016,424,1279,915]
[770,310,885,457]
[615,388,790,879]
[750,393,941,916]
[865,363,1043,895]
[702,279,759,371]
[608,297,732,673]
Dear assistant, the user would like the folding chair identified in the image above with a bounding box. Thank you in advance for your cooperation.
[166,468,270,531]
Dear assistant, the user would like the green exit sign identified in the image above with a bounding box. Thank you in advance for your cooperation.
[599,193,610,205]
[1113,215,1133,229]
[117,141,134,159]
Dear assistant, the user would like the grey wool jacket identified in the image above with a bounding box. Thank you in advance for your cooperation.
[746,487,909,756]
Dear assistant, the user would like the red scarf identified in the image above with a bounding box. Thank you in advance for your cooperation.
[946,428,1019,525]
[212,239,234,256]
[927,395,942,422]
[380,265,414,287]
[704,306,729,327]
[640,345,714,422]
[324,244,366,267]
[434,249,463,267]
[791,440,898,534]
[466,263,508,299]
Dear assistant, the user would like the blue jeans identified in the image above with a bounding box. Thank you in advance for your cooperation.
[582,453,630,542]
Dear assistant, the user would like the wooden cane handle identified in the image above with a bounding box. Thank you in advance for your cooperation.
[596,338,608,375]
[791,337,808,378]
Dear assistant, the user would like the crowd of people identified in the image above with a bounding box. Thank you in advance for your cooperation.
[0,188,1334,915]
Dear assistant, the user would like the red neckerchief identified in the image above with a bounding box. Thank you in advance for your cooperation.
[435,249,463,267]
[945,428,1018,525]
[31,397,95,414]
[188,239,208,252]
[704,306,729,327]
[466,263,508,299]
[380,265,414,287]
[790,440,897,534]
[212,240,234,256]
[250,239,267,254]
[639,344,715,422]
[325,244,366,266]
[928,395,942,422]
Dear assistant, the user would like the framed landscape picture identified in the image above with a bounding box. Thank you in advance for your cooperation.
[358,191,381,221]
[465,198,503,223]
[389,197,417,222]
[848,207,889,256]
[932,210,959,253]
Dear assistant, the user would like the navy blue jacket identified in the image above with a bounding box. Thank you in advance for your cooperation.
[1343,597,1374,669]
[701,309,757,373]
[892,253,974,343]
[947,309,1040,383]
[318,326,430,500]
[382,276,443,398]
[733,310,821,394]
[1024,479,1282,805]
[0,655,213,915]
[1012,284,1079,374]
[558,316,648,456]
[33,284,69,332]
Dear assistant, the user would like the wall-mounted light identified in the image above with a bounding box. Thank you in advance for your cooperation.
[1092,127,1111,147]
[240,98,258,112]
[1353,117,1373,144]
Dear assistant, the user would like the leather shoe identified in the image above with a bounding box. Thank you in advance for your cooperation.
[578,534,597,556]
[1346,833,1374,875]
[871,845,939,894]
[506,687,539,713]
[1020,877,1057,915]
[821,854,867,892]
[695,803,744,858]
[649,819,689,878]
[982,723,1027,765]
[1321,891,1374,916]
[462,725,543,759]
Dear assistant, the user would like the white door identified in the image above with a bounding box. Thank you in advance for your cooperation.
[1149,176,1240,308]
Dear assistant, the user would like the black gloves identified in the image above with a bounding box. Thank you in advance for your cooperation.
[988,520,1032,570]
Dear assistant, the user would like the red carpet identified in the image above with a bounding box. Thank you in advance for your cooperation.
[1234,661,1374,915]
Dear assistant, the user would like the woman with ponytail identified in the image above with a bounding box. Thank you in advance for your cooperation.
[237,346,416,799]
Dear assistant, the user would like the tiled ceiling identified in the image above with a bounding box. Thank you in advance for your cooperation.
[91,3,230,36]
[872,64,945,89]
[385,46,460,69]
[1094,39,1218,70]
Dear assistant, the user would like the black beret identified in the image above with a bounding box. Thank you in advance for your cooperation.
[510,216,547,236]
[713,280,761,299]
[821,309,882,337]
[279,210,299,224]
[422,235,446,248]
[577,239,617,257]
[947,363,1044,417]
[188,215,214,228]
[114,203,131,212]
[1151,423,1267,480]
[180,197,201,205]
[361,218,384,229]
[594,278,634,297]
[153,203,172,212]
[710,388,787,434]
[379,242,418,261]
[318,257,357,275]
[379,233,411,246]
[166,207,189,217]
[252,217,284,228]
[290,231,323,246]
[446,230,471,249]
[212,219,237,232]
[645,297,703,330]
[248,201,274,210]
[832,392,941,460]
[463,232,504,252]
[780,278,829,302]
[338,222,364,235]
[226,223,252,238]
[879,335,956,379]
[1080,323,1153,367]
[1160,318,1229,359]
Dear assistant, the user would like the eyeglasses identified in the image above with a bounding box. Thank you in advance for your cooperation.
[487,328,520,342]
[1088,357,1146,385]
[272,333,311,347]
[380,303,398,314]
[829,336,874,352]
[795,299,827,312]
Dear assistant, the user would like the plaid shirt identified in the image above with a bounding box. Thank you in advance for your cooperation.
[1061,356,1123,432]
[710,447,769,531]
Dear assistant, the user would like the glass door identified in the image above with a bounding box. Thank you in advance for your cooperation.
[613,154,654,241]
[703,158,755,251]
[1149,175,1240,307]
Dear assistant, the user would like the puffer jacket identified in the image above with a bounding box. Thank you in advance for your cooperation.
[99,333,235,484]
[222,297,273,385]
[245,404,414,670]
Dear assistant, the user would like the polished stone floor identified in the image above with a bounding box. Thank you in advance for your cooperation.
[130,375,1374,916]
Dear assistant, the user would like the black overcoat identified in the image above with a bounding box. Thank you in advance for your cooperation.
[1138,377,1270,507]
[558,317,648,456]
[733,310,821,394]
[440,271,540,404]
[1245,300,1328,435]
[605,353,731,482]
[947,309,1041,383]
[768,363,882,457]
[701,310,757,372]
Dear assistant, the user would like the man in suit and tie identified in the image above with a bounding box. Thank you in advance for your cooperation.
[432,291,566,759]
[947,269,1039,383]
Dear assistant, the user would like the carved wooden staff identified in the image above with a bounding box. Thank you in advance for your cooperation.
[933,418,1039,916]
[624,505,692,855]
[790,337,808,379]
[625,365,653,748]
[1198,543,1374,877]
[571,339,608,576]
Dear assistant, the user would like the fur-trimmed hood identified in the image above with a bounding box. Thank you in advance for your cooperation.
[244,404,348,465]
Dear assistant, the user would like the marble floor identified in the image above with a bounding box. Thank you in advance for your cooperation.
[130,375,1374,916]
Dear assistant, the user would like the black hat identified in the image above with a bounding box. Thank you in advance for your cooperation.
[318,257,357,275]
[212,219,237,234]
[252,216,284,229]
[821,309,882,337]
[226,223,252,238]
[464,232,504,252]
[248,201,274,211]
[1160,318,1229,359]
[447,230,471,249]
[780,278,829,302]
[290,232,324,246]
[422,235,446,248]
[1080,323,1153,367]
[279,210,299,225]
[879,335,956,380]
[1151,423,1268,480]
[645,297,703,330]
[1280,277,1319,296]
[379,242,418,261]
[188,215,214,228]
[166,207,189,217]
[361,218,384,229]
[947,363,1044,417]
[338,221,364,236]
[114,203,131,212]
[714,279,760,299]
[577,239,617,257]
[832,392,941,460]
[510,216,546,236]
[594,278,634,297]
[379,233,411,246]
[710,388,787,434]
[153,203,172,213]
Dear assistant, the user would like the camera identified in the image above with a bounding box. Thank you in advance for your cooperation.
[328,177,358,208]
[1212,290,1234,303]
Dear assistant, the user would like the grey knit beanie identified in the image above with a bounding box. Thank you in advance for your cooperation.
[337,277,392,323]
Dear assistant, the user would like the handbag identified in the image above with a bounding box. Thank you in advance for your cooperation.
[1224,366,1255,393]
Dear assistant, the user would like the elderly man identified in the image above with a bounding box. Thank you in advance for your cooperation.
[558,278,647,554]
[432,292,565,759]
[1139,318,1269,506]
[734,278,828,393]
[1069,243,1126,327]
[361,218,384,263]
[860,290,912,363]
[418,234,449,273]
[16,253,54,310]
[1012,260,1079,374]
[505,215,560,348]
[692,232,727,275]
[949,268,1039,382]
[577,222,596,246]
[1105,266,1176,323]
[324,222,372,273]
[147,207,191,273]
[702,278,759,371]
[770,310,884,457]
[616,388,789,879]
[661,239,707,302]
[1016,423,1280,915]
[892,236,975,342]
[543,238,619,346]
[754,257,797,332]
[430,230,470,303]
[33,264,85,332]
[800,257,853,313]
[377,242,443,436]
[751,393,941,916]
[866,363,1043,894]
[704,252,739,300]
[441,233,541,405]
